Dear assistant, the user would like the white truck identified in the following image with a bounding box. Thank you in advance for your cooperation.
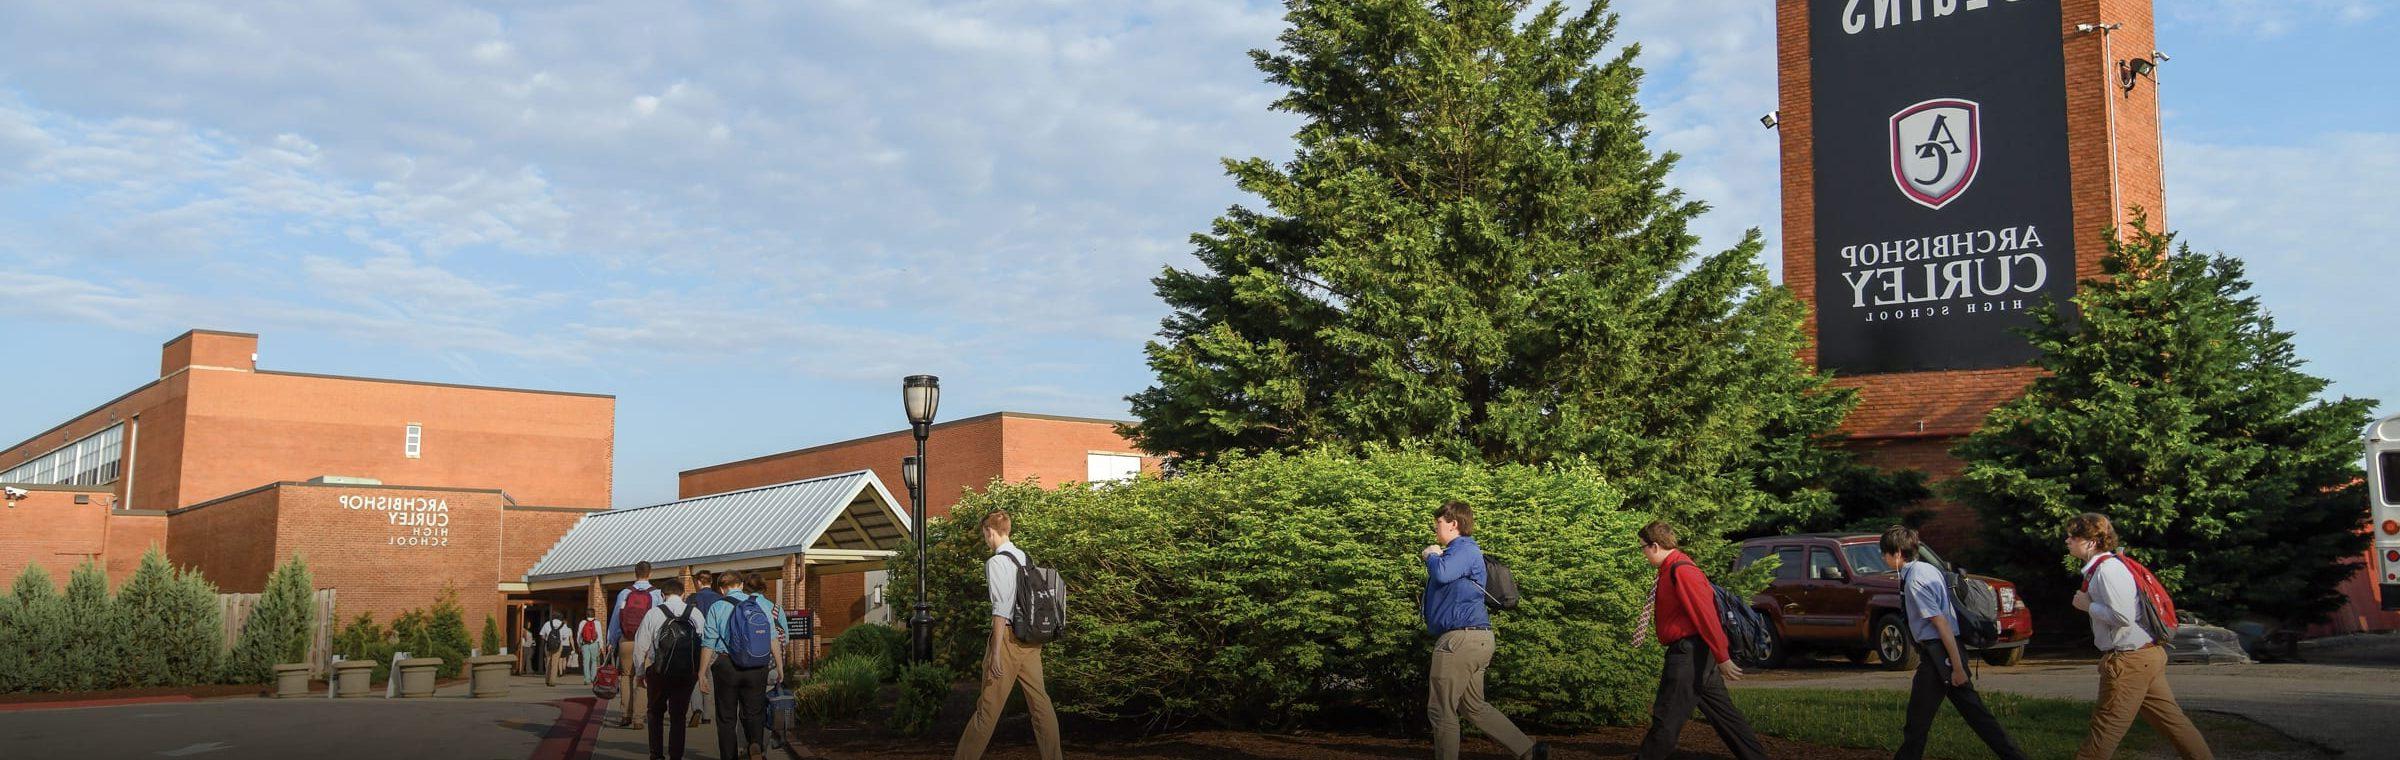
[2371,414,2400,611]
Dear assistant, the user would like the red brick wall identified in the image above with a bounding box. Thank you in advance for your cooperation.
[998,415,1165,487]
[165,486,283,593]
[0,487,115,583]
[269,484,511,631]
[161,330,257,376]
[679,413,1008,520]
[502,507,598,579]
[102,512,169,583]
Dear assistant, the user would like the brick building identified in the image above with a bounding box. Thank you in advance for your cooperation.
[1777,0,2163,550]
[676,412,1162,639]
[0,329,614,634]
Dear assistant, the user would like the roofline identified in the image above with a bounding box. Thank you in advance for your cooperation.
[253,369,614,400]
[521,469,910,582]
[1,379,161,461]
[163,329,259,347]
[584,469,884,520]
[0,482,118,493]
[169,481,511,516]
[679,411,1139,477]
[504,504,610,513]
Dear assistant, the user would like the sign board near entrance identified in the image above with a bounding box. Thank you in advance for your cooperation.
[1809,0,2077,373]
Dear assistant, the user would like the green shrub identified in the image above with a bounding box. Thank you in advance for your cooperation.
[112,549,181,688]
[8,564,67,692]
[888,448,1714,729]
[164,566,226,686]
[827,623,908,681]
[225,555,315,684]
[792,655,881,725]
[480,615,503,656]
[887,663,951,736]
[425,586,473,677]
[0,569,29,693]
[59,559,125,691]
[333,613,395,683]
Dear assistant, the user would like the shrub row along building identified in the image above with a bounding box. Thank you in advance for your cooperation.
[0,329,1159,655]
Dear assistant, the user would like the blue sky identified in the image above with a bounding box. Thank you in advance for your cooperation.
[1,1,2390,508]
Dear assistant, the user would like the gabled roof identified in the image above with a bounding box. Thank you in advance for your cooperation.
[525,470,911,583]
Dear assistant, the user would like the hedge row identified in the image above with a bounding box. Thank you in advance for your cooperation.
[886,448,1763,730]
[1,549,227,692]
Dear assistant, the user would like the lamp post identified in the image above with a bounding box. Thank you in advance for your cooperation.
[901,375,940,665]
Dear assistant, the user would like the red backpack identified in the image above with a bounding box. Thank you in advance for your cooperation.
[2081,552,2179,641]
[618,588,655,641]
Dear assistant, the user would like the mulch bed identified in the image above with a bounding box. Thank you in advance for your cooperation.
[789,681,1887,760]
[0,684,264,705]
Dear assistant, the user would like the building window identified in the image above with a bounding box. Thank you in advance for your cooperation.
[1,423,125,487]
[1086,453,1142,484]
[405,424,422,459]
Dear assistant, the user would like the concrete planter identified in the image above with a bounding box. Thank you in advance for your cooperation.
[466,654,515,698]
[333,659,376,697]
[395,658,443,697]
[272,663,311,698]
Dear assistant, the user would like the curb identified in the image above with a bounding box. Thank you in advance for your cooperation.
[532,697,605,760]
[0,695,197,713]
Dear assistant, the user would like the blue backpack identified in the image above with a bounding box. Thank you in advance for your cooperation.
[728,595,778,669]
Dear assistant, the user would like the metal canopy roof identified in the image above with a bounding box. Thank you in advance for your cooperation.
[524,469,912,584]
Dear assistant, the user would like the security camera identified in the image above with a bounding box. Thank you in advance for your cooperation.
[1759,111,1779,129]
[2151,50,2170,62]
[2,486,26,500]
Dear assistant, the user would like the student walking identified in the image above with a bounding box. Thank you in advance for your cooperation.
[1883,526,2028,760]
[636,578,705,760]
[2065,514,2213,760]
[699,571,787,760]
[1633,521,1768,760]
[685,571,722,728]
[580,616,604,685]
[1420,501,1546,760]
[611,562,665,729]
[540,613,571,687]
[953,511,1062,760]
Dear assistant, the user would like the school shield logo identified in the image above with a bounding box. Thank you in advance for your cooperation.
[1889,98,1981,210]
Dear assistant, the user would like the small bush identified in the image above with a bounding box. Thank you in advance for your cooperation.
[887,663,952,736]
[480,615,503,656]
[334,613,396,682]
[827,623,908,681]
[792,655,881,725]
[59,560,124,692]
[164,565,226,686]
[225,555,314,684]
[425,586,473,677]
[113,550,180,688]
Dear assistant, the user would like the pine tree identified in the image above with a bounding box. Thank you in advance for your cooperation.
[164,565,225,685]
[1952,218,2379,626]
[112,549,180,688]
[8,564,64,691]
[427,585,472,677]
[480,615,503,657]
[225,555,315,684]
[0,570,26,693]
[59,559,126,691]
[1125,0,1857,541]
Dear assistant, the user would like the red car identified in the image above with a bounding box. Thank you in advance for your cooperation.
[1733,533,2032,669]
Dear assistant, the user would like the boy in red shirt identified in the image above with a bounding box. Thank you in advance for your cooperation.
[1633,521,1768,760]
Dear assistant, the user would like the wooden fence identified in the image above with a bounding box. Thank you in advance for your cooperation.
[219,589,338,677]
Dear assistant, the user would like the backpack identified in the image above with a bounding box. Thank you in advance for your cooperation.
[1946,569,2003,649]
[647,604,703,680]
[999,551,1067,645]
[1665,560,1773,664]
[2081,552,2180,642]
[727,594,778,669]
[618,588,655,641]
[1468,556,1521,611]
[546,619,574,649]
[579,619,599,645]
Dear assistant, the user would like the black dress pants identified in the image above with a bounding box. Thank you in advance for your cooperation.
[1636,637,1770,760]
[646,671,699,759]
[1896,642,2028,760]
[710,658,770,760]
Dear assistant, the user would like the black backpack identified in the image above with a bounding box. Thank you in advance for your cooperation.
[1470,556,1522,611]
[1000,551,1067,645]
[1665,560,1773,664]
[1946,568,2003,649]
[647,604,703,680]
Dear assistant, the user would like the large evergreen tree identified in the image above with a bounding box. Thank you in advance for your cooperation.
[164,565,226,685]
[59,560,125,691]
[1952,219,2378,626]
[226,555,316,684]
[113,549,181,688]
[1127,0,1856,537]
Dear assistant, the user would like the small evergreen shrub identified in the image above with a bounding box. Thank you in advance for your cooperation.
[112,550,182,688]
[59,560,124,692]
[792,655,880,725]
[887,663,952,736]
[826,623,908,681]
[225,556,315,684]
[480,615,503,656]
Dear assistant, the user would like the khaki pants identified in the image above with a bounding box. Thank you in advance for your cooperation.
[544,642,565,686]
[2075,645,2212,760]
[616,641,649,727]
[954,631,1060,760]
[1428,629,1534,760]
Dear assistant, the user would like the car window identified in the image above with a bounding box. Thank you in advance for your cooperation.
[1773,547,1805,581]
[1809,548,1846,582]
[1843,544,1891,575]
[1736,545,1769,572]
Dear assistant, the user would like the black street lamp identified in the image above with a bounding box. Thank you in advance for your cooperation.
[901,375,940,665]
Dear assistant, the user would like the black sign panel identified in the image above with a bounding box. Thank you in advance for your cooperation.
[1810,0,2076,374]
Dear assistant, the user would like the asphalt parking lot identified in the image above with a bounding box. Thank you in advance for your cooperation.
[1743,634,2400,758]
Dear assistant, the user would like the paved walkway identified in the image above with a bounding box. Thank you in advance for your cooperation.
[0,679,565,759]
[1745,636,2400,758]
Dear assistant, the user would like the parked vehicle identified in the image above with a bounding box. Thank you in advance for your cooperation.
[1732,533,2033,670]
[2368,414,2400,611]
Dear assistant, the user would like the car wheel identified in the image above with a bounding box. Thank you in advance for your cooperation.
[1873,614,1918,672]
[1983,646,2024,667]
[1758,617,1790,668]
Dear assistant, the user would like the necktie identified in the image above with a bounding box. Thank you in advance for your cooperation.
[1632,580,1657,646]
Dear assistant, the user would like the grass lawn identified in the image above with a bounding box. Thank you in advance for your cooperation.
[1733,688,2314,759]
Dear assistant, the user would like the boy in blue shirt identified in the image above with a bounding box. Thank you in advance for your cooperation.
[1421,501,1546,760]
[1885,526,2026,760]
[698,570,787,760]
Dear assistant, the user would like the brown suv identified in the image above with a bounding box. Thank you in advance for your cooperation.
[1733,533,2032,670]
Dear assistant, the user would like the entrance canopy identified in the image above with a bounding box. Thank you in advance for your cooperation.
[523,469,911,590]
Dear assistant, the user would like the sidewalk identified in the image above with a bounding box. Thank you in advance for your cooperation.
[0,674,575,760]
